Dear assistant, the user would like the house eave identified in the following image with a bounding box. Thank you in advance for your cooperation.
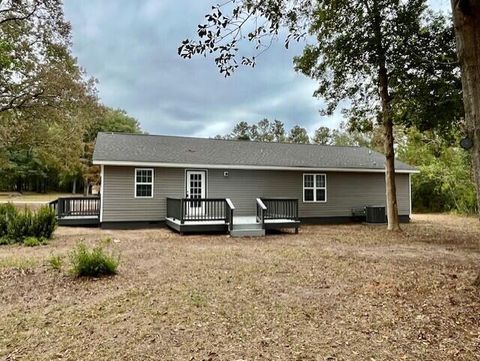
[92,160,420,174]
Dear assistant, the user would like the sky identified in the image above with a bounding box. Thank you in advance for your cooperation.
[63,0,450,138]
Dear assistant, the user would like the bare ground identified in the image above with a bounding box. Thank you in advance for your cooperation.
[0,214,479,361]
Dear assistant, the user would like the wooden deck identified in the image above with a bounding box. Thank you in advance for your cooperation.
[166,217,228,233]
[49,197,100,226]
[49,196,300,234]
[165,215,300,235]
[166,198,300,236]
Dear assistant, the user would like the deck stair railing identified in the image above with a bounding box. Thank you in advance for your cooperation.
[225,198,235,231]
[166,198,235,228]
[257,198,299,226]
[256,198,267,224]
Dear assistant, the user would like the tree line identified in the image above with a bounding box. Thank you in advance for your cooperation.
[0,1,142,194]
[216,119,378,147]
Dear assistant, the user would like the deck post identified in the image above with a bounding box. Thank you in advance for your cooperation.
[57,198,65,218]
[180,199,185,224]
[295,199,299,220]
[225,198,235,232]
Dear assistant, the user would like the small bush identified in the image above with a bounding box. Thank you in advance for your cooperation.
[0,236,11,245]
[23,236,47,247]
[0,203,17,237]
[23,237,40,247]
[7,209,33,243]
[69,243,119,277]
[47,254,63,271]
[32,206,57,239]
[0,205,57,244]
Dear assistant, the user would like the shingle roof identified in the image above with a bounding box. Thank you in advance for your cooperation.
[92,132,417,172]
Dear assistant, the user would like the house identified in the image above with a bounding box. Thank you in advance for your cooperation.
[86,132,417,236]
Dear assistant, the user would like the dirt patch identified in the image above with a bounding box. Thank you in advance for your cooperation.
[0,214,479,360]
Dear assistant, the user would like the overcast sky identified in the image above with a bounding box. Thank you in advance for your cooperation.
[63,0,450,138]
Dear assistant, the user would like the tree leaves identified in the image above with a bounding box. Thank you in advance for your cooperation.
[0,0,76,113]
[397,127,477,214]
[179,0,311,76]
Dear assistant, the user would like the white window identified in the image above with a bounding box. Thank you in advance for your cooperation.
[135,168,154,198]
[303,174,327,202]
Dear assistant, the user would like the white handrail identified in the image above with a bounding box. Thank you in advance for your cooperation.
[256,198,267,210]
[226,198,235,210]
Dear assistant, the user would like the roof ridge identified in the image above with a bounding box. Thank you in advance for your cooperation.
[97,131,375,151]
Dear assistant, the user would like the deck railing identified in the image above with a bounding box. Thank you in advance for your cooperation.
[49,199,58,215]
[226,198,235,231]
[166,198,183,221]
[260,198,299,221]
[256,198,267,223]
[166,198,235,226]
[49,196,100,218]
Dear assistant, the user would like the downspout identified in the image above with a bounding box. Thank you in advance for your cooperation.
[100,165,104,224]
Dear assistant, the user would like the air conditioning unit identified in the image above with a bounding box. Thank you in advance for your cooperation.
[365,205,386,224]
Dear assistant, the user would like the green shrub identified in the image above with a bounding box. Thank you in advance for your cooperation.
[69,243,119,277]
[31,206,57,239]
[7,209,33,243]
[23,236,47,247]
[0,203,17,237]
[0,236,11,245]
[23,236,40,247]
[47,254,63,271]
[0,205,57,244]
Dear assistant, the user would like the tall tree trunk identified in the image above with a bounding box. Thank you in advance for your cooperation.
[72,178,77,194]
[451,0,480,214]
[451,0,480,286]
[371,0,401,231]
[379,68,401,231]
[83,177,88,196]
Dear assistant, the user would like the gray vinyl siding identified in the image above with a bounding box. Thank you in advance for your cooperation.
[102,166,183,222]
[102,166,410,222]
[208,169,410,217]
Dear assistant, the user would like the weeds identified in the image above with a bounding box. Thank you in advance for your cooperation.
[23,236,48,247]
[69,243,119,277]
[47,254,63,271]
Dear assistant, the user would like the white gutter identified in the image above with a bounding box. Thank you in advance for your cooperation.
[92,160,419,174]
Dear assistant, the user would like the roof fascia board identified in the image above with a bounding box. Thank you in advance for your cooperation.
[93,160,419,174]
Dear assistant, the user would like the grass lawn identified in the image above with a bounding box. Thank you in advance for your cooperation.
[0,192,74,203]
[0,214,479,360]
[0,192,80,211]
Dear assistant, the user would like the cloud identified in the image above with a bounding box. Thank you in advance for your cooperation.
[64,0,342,137]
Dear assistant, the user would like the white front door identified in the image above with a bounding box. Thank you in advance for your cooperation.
[186,170,206,216]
